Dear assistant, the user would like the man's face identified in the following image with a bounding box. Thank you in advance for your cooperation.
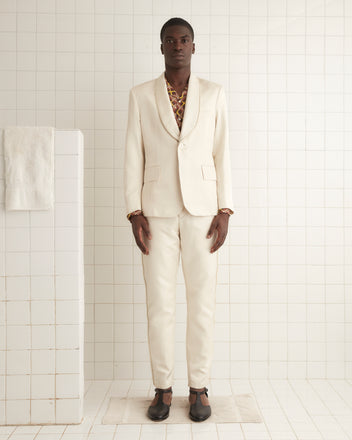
[160,25,195,69]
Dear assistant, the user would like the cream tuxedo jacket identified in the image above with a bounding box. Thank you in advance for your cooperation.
[124,72,234,217]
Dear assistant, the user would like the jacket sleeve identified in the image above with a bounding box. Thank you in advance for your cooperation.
[213,86,234,212]
[123,88,145,215]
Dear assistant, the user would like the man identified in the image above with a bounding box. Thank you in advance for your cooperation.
[124,17,234,422]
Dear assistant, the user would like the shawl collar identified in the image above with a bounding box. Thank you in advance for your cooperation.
[154,72,200,142]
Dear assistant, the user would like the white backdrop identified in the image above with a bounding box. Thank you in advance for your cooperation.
[0,0,351,381]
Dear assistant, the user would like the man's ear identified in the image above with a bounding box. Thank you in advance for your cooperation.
[160,43,164,54]
[192,43,195,54]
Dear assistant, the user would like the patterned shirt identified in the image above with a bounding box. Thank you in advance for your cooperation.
[165,77,188,130]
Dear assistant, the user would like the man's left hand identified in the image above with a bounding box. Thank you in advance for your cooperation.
[207,213,230,253]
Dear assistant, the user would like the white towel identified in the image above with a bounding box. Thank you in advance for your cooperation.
[4,126,55,210]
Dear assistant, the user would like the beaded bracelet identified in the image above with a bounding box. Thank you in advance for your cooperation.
[218,208,234,216]
[127,209,143,222]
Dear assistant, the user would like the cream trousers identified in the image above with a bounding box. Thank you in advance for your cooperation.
[141,206,218,389]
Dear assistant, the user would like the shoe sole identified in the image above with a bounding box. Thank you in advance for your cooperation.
[189,412,211,422]
[147,404,171,421]
[148,413,169,421]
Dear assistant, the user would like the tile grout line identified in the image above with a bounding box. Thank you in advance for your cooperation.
[85,379,115,438]
[131,0,136,391]
[268,379,299,439]
[285,0,289,382]
[226,0,231,392]
[266,0,270,384]
[112,0,116,389]
[29,0,37,425]
[328,379,352,412]
[323,0,327,382]
[342,0,347,383]
[304,0,308,381]
[93,0,96,383]
[287,379,326,440]
[304,0,309,378]
[246,0,250,385]
[307,378,352,439]
[53,0,57,425]
[3,0,16,425]
[248,379,273,440]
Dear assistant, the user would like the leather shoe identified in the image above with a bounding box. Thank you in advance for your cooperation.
[189,387,211,422]
[147,387,172,421]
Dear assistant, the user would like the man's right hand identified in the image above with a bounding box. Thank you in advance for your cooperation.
[130,214,152,255]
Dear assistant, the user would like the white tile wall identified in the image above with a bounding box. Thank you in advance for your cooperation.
[0,0,351,396]
[0,130,84,425]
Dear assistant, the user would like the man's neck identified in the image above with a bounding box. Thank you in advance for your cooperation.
[164,67,191,90]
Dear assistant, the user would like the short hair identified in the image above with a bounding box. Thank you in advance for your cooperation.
[160,17,194,42]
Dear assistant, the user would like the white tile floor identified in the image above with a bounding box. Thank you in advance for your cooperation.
[1,379,352,440]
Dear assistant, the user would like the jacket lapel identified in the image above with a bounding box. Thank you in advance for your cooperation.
[155,72,180,141]
[179,73,200,142]
[154,72,200,142]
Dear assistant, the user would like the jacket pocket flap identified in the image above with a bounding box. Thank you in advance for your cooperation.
[144,165,160,182]
[201,165,217,180]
